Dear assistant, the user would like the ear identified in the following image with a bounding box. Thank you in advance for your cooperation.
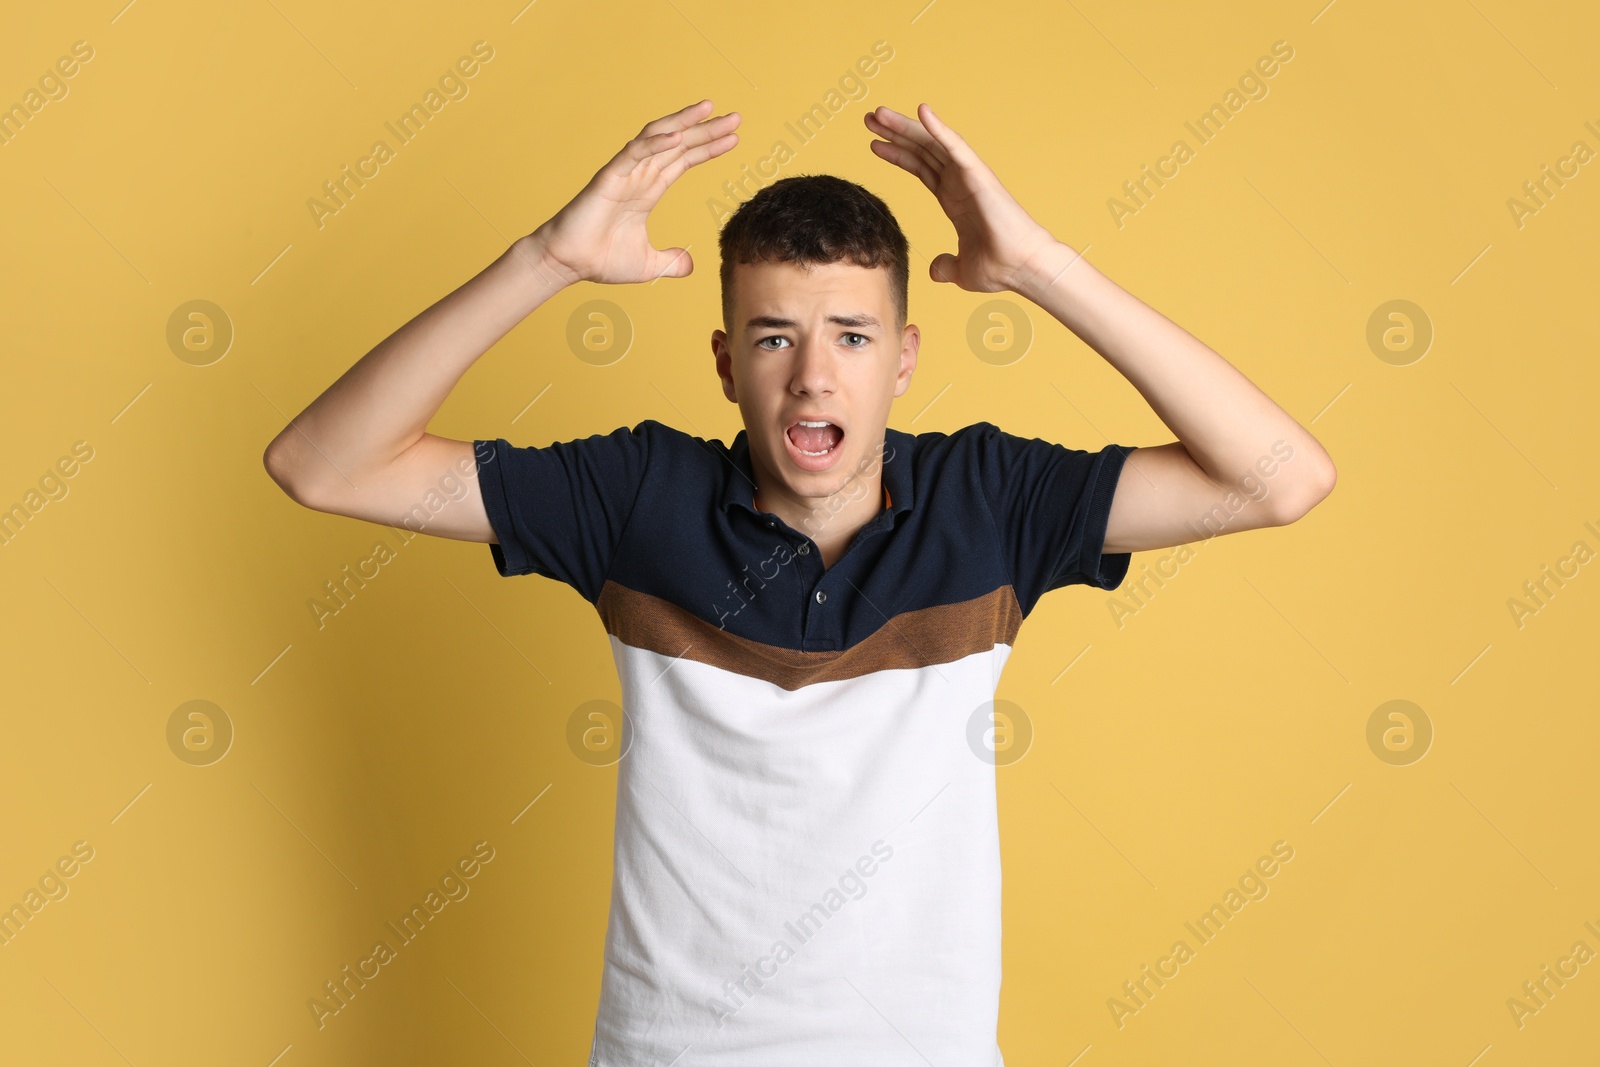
[893,323,920,398]
[712,329,737,403]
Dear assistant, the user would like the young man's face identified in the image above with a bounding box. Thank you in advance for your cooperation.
[712,259,919,508]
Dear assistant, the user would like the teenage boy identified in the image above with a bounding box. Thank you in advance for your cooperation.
[265,98,1335,1065]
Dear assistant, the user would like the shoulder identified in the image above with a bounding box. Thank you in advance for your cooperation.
[550,418,702,461]
[627,419,738,470]
[899,420,1007,471]
[474,419,703,492]
[907,420,1005,448]
[929,420,1108,467]
[618,420,748,506]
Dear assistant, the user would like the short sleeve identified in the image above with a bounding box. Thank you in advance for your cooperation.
[969,422,1134,616]
[473,421,655,604]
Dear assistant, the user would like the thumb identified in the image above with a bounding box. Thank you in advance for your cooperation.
[930,253,959,284]
[651,246,694,280]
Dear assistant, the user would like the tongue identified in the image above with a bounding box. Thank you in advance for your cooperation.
[790,423,843,452]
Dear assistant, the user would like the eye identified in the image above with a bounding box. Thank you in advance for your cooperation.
[841,332,869,347]
[756,335,791,350]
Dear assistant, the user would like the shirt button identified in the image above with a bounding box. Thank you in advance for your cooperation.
[767,520,776,527]
[815,589,828,604]
[797,543,811,556]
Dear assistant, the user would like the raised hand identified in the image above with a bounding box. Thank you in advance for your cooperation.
[529,99,740,286]
[864,103,1059,294]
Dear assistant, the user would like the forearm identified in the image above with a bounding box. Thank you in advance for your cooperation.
[264,233,570,494]
[1016,241,1335,503]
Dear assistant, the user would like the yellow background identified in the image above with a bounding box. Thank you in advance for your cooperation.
[2,0,1596,1063]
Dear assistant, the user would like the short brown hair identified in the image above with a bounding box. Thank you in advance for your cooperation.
[718,174,910,332]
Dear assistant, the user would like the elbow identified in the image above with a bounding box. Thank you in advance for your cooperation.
[263,432,324,510]
[1272,459,1337,525]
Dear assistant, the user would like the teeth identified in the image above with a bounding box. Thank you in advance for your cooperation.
[789,418,839,458]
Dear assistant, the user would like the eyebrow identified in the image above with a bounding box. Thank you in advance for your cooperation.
[745,313,882,332]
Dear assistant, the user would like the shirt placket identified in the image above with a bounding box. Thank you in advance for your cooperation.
[752,485,893,652]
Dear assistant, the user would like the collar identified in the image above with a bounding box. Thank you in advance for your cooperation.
[719,425,914,521]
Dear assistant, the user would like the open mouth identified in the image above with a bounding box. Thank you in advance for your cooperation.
[784,418,845,463]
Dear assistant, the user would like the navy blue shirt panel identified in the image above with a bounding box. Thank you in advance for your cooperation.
[473,423,653,604]
[966,421,1136,614]
[601,423,945,653]
[474,419,1133,642]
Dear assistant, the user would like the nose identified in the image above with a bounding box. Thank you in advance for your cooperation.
[788,334,837,397]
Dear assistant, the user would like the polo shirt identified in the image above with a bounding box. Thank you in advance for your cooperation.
[474,419,1134,1066]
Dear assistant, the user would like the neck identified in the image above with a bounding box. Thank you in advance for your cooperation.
[754,482,889,514]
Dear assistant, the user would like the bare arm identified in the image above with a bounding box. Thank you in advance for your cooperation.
[263,98,742,541]
[1013,244,1336,554]
[262,240,568,541]
[864,103,1337,555]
